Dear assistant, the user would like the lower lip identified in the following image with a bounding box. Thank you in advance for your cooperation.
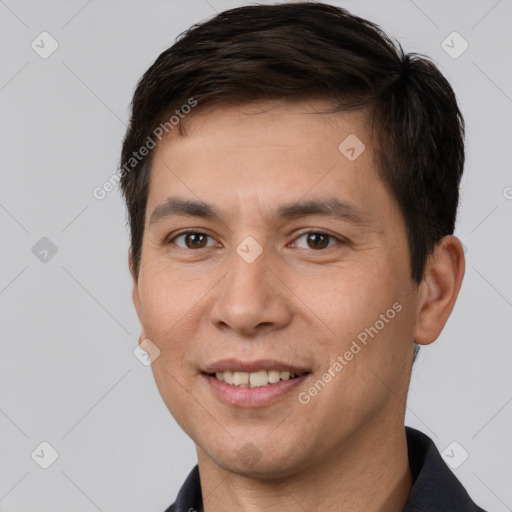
[203,373,310,407]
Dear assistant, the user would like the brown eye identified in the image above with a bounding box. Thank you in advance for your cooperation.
[170,231,215,249]
[185,233,207,249]
[306,233,329,249]
[292,231,340,250]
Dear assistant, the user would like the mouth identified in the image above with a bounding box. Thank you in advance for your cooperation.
[202,369,312,408]
[206,369,310,388]
[200,358,312,389]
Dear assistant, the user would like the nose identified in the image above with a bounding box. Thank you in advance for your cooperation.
[209,247,293,337]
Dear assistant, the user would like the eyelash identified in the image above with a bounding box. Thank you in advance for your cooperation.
[167,229,344,250]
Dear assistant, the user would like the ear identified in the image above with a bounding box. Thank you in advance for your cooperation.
[413,235,465,345]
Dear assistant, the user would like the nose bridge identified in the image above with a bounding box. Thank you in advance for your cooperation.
[231,239,273,293]
[210,240,292,335]
[226,241,274,309]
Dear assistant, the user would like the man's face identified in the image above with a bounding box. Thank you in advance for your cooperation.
[131,100,421,477]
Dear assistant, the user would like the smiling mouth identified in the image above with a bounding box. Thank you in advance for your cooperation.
[208,370,311,388]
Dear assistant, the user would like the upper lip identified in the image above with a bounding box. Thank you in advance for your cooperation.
[202,358,311,375]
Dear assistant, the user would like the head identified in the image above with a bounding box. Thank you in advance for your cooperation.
[120,2,465,477]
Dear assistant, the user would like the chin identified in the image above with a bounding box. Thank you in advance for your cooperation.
[207,439,311,480]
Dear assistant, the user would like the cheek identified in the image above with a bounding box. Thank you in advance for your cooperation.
[296,264,396,334]
[142,274,199,421]
[136,285,197,393]
[150,359,200,439]
[138,265,198,329]
[308,262,411,381]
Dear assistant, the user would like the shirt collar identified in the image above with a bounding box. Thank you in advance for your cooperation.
[402,426,486,511]
[165,426,486,512]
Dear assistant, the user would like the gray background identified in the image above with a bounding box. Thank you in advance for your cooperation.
[0,0,511,510]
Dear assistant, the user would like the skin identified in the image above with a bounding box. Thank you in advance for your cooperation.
[129,100,465,512]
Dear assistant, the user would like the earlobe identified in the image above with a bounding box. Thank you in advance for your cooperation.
[413,236,465,346]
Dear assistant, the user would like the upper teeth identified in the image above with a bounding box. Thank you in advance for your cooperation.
[215,370,298,387]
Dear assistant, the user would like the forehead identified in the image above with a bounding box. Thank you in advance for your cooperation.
[145,100,399,230]
[170,99,375,150]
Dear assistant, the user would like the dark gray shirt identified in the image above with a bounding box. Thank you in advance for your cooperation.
[164,426,487,511]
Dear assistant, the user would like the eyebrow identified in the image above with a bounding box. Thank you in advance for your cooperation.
[149,196,372,227]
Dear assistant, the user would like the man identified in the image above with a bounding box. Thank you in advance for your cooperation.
[119,2,487,511]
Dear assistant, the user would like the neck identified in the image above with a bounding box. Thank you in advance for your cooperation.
[196,421,413,512]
